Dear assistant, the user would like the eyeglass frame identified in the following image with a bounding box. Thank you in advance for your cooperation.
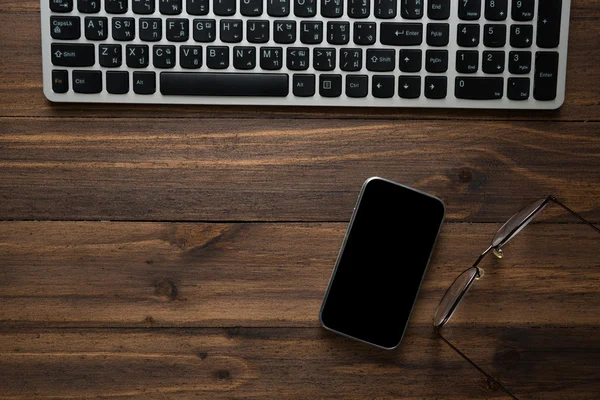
[432,196,600,400]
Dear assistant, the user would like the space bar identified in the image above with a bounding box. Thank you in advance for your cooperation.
[160,72,289,96]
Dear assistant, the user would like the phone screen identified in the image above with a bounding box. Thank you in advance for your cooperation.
[320,178,445,349]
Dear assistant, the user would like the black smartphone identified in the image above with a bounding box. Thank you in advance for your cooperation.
[320,177,445,349]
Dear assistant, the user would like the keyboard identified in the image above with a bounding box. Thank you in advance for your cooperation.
[42,0,570,109]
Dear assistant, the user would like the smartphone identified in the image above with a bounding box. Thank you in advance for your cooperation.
[319,177,445,350]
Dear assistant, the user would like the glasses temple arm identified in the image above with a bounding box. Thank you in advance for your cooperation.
[437,332,519,400]
[549,197,600,234]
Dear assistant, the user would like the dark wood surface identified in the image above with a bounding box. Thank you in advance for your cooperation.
[1,0,599,398]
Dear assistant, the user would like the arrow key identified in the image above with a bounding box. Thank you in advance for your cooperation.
[372,75,394,98]
[424,76,447,99]
[399,49,422,72]
[510,24,533,48]
[482,50,505,74]
[398,75,421,98]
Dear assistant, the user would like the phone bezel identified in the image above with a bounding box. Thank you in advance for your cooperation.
[319,177,446,350]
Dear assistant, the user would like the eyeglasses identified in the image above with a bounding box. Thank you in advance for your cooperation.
[433,196,600,399]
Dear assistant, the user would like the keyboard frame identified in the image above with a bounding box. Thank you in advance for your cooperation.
[41,0,571,109]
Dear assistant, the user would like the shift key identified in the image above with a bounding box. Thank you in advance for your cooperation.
[534,51,559,100]
[51,43,95,67]
[380,23,423,45]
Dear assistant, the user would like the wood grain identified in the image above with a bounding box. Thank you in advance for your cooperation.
[1,221,598,328]
[1,118,598,222]
[0,10,599,119]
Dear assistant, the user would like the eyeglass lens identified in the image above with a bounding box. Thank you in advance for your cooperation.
[491,198,548,248]
[433,267,479,328]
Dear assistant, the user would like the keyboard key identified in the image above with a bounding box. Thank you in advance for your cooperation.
[458,0,480,20]
[113,18,135,41]
[160,0,182,14]
[372,75,394,98]
[260,47,283,70]
[399,49,422,72]
[85,17,108,40]
[220,19,242,43]
[321,0,343,17]
[340,48,362,71]
[424,76,447,98]
[167,18,189,41]
[300,21,323,44]
[78,0,101,13]
[482,50,504,73]
[374,0,397,18]
[207,46,229,68]
[427,0,450,20]
[214,0,236,15]
[287,47,310,70]
[51,43,95,67]
[484,0,507,20]
[427,23,449,46]
[534,51,559,100]
[52,70,69,93]
[367,49,395,72]
[247,20,269,43]
[508,77,530,100]
[153,45,176,68]
[187,0,208,15]
[240,0,262,15]
[133,71,156,94]
[99,44,122,67]
[105,0,127,13]
[401,0,424,19]
[319,74,342,97]
[72,70,102,93]
[398,75,421,98]
[268,0,290,16]
[346,75,368,97]
[126,45,149,68]
[425,50,448,73]
[294,0,316,16]
[133,0,156,14]
[380,23,423,46]
[193,19,216,42]
[456,50,478,73]
[457,24,479,47]
[455,77,503,99]
[314,48,336,71]
[160,72,289,96]
[51,16,81,40]
[327,22,350,44]
[348,0,370,18]
[537,0,561,48]
[511,0,534,21]
[274,21,296,44]
[106,71,129,94]
[293,74,316,96]
[140,18,162,41]
[180,45,202,68]
[233,46,256,69]
[483,24,506,47]
[508,51,531,74]
[353,22,376,45]
[510,24,533,48]
[50,0,73,12]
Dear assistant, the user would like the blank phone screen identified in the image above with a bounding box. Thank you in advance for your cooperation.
[320,178,445,349]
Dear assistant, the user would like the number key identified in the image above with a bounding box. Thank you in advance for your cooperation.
[483,24,506,47]
[508,51,531,74]
[511,0,534,21]
[456,50,478,73]
[484,0,507,21]
[457,24,480,47]
[458,0,481,20]
[482,50,505,73]
[510,24,533,47]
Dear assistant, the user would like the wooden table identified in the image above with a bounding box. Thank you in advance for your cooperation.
[1,0,599,398]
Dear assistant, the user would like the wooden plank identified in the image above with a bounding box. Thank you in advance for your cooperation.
[0,11,599,120]
[1,222,598,328]
[0,327,513,400]
[0,118,598,222]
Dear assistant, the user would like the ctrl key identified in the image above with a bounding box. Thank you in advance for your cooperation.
[72,70,102,93]
[52,70,68,93]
